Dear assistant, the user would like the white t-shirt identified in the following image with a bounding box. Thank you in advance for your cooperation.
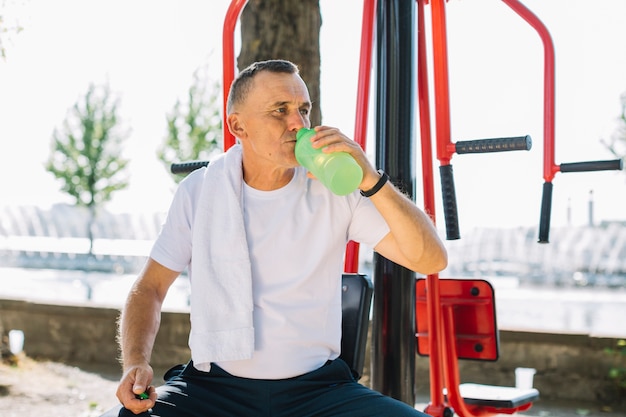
[151,166,389,379]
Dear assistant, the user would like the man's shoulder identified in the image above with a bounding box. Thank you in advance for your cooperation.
[180,166,207,186]
[173,168,207,208]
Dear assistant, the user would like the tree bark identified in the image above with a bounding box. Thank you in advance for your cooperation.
[239,0,322,126]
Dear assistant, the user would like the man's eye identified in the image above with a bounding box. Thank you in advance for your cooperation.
[300,108,310,116]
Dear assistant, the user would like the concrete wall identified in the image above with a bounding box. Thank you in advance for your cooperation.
[1,298,623,405]
[0,299,192,378]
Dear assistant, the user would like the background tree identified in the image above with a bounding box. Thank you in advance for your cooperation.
[46,82,130,255]
[157,63,222,183]
[239,0,322,126]
[602,92,626,171]
[0,0,23,60]
[159,1,322,179]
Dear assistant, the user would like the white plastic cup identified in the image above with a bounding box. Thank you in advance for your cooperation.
[9,329,24,355]
[515,367,536,389]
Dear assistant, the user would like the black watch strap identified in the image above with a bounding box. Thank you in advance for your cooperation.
[360,170,389,197]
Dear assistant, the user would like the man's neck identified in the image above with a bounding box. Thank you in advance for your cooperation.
[243,164,295,191]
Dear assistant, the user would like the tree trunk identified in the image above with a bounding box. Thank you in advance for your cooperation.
[239,0,322,126]
[87,204,95,257]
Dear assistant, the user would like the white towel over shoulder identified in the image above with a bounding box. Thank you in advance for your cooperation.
[189,145,254,370]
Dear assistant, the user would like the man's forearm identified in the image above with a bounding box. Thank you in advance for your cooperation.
[118,284,163,370]
[370,180,447,274]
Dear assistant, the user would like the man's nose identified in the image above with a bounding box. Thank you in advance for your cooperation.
[288,112,308,132]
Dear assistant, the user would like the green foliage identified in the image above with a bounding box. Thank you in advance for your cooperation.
[157,63,222,182]
[605,339,626,393]
[0,1,24,60]
[46,82,130,209]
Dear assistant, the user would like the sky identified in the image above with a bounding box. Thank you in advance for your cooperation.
[1,0,625,232]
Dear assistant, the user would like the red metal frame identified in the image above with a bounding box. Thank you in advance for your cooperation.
[420,0,542,415]
[426,0,555,176]
[416,0,447,413]
[344,0,377,273]
[222,0,248,152]
[417,279,535,416]
[501,0,557,183]
[440,303,533,416]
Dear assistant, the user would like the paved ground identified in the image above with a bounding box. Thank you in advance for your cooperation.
[0,355,119,417]
[1,354,624,417]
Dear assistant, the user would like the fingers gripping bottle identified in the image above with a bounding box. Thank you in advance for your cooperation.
[295,128,363,196]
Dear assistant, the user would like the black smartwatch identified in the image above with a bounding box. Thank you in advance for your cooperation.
[360,170,389,197]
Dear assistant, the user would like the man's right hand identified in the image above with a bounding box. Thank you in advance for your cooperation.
[116,363,157,414]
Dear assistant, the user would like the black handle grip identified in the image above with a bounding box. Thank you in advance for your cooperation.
[439,164,460,240]
[559,159,623,173]
[538,181,553,244]
[170,160,209,175]
[455,135,532,154]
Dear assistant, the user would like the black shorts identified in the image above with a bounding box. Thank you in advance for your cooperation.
[101,358,428,417]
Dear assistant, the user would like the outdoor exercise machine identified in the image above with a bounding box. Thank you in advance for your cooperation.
[374,0,538,414]
[174,1,623,417]
[497,0,624,243]
[415,0,620,415]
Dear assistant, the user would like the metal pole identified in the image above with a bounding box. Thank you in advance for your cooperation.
[371,0,417,406]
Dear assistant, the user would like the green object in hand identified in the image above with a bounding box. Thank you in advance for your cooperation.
[136,392,149,400]
[295,128,363,196]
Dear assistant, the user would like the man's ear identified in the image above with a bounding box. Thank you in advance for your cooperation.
[227,113,246,139]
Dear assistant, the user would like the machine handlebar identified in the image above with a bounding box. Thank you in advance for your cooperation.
[439,164,460,240]
[559,159,623,173]
[170,161,210,175]
[538,182,553,243]
[455,135,532,154]
[539,159,622,243]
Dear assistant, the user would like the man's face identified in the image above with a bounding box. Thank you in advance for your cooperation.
[229,71,312,169]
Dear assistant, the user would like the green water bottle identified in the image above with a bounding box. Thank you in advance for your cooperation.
[295,128,363,196]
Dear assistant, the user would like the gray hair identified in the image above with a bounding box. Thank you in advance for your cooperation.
[226,59,299,114]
